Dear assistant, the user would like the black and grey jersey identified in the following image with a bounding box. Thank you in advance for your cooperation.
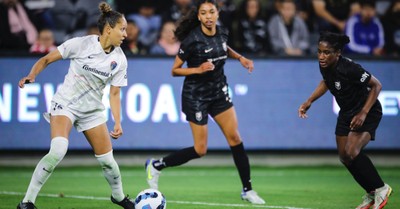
[178,25,229,101]
[320,56,373,114]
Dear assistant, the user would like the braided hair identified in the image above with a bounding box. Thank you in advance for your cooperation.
[318,31,350,52]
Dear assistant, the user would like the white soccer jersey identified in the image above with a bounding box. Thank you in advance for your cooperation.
[52,35,128,113]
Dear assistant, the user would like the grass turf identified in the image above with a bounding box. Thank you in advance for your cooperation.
[0,166,398,209]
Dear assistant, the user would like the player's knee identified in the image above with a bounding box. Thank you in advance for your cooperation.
[48,137,68,162]
[339,149,360,166]
[194,145,207,157]
[227,133,242,146]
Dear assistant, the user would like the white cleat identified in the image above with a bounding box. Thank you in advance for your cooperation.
[372,183,393,209]
[356,192,374,209]
[241,190,266,204]
[145,158,161,190]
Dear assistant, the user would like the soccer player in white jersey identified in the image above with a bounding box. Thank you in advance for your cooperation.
[17,2,134,209]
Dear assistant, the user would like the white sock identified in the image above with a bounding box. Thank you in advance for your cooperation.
[23,137,68,203]
[96,150,125,202]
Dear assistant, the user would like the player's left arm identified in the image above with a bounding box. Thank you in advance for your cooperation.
[109,85,123,139]
[350,75,382,130]
[227,46,254,73]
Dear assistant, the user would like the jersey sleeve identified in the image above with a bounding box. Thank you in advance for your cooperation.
[348,62,371,86]
[177,38,192,61]
[57,37,82,59]
[110,55,128,87]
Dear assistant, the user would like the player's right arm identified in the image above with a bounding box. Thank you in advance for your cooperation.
[19,49,62,88]
[298,80,328,118]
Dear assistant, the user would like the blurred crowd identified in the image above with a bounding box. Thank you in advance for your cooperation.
[0,0,399,57]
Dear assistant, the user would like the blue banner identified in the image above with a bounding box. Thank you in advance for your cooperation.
[0,57,399,150]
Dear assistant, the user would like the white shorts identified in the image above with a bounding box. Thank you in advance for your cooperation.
[43,101,107,132]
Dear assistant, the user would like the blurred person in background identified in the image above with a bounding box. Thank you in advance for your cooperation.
[161,0,193,24]
[145,0,266,205]
[121,19,147,55]
[381,0,400,56]
[29,28,56,54]
[0,0,38,50]
[16,2,134,209]
[268,0,309,56]
[149,21,180,55]
[312,0,360,33]
[344,0,384,56]
[298,32,392,209]
[87,23,100,36]
[236,0,270,55]
[216,0,236,47]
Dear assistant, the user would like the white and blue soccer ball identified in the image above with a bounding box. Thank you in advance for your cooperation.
[134,189,166,209]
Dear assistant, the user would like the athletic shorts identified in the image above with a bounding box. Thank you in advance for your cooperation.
[182,94,233,125]
[335,101,382,140]
[43,101,107,132]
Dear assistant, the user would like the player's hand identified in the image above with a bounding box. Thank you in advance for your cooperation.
[239,57,254,73]
[350,111,367,130]
[198,61,215,73]
[298,101,311,118]
[19,75,35,88]
[110,123,123,139]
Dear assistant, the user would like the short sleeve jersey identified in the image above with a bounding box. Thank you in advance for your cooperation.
[53,35,128,113]
[320,56,372,114]
[178,25,229,101]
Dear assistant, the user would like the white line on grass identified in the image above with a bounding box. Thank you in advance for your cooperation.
[1,191,311,209]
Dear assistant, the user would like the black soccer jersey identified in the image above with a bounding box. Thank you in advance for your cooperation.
[320,56,373,114]
[178,25,229,101]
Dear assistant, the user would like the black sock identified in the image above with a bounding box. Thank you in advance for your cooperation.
[153,147,200,171]
[231,143,252,192]
[346,152,384,193]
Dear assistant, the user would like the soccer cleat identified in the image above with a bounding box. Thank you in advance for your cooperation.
[145,158,161,190]
[356,192,374,209]
[241,190,266,204]
[17,201,37,209]
[111,195,135,209]
[372,184,393,209]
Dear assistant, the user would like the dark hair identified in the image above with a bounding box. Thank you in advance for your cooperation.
[97,2,124,34]
[318,31,350,52]
[360,0,376,8]
[174,0,219,42]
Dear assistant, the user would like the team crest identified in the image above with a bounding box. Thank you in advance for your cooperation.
[110,61,117,71]
[195,111,202,122]
[335,81,341,90]
[222,42,227,51]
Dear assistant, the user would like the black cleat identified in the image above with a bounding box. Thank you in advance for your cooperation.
[17,201,37,209]
[111,195,135,209]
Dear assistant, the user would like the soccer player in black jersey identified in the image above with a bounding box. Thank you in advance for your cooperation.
[145,0,265,204]
[298,32,392,209]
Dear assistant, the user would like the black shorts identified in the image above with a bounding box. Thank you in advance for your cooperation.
[335,101,382,140]
[182,94,233,125]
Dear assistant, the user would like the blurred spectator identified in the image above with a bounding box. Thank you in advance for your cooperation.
[121,20,147,56]
[236,0,270,55]
[50,0,103,44]
[29,28,56,54]
[24,0,55,30]
[161,0,192,24]
[312,0,360,33]
[149,21,179,55]
[268,0,309,56]
[381,0,400,56]
[344,0,384,56]
[0,0,38,50]
[86,23,100,36]
[127,1,161,48]
[217,0,236,46]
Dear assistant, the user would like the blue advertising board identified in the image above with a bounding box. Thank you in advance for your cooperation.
[0,57,399,150]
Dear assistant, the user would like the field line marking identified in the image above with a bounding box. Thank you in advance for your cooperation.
[1,191,312,209]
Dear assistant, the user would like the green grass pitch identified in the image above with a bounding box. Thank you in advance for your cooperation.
[0,166,398,209]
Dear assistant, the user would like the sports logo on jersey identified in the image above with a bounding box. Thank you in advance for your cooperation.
[110,61,117,71]
[205,48,213,53]
[335,81,341,90]
[360,72,369,82]
[222,42,227,51]
[195,111,202,122]
[179,48,184,54]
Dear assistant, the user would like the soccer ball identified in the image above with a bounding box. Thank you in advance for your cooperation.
[134,189,166,209]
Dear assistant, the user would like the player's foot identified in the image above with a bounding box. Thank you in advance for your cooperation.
[145,158,161,189]
[356,192,374,209]
[372,184,392,209]
[111,195,135,209]
[241,190,266,204]
[17,201,37,209]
